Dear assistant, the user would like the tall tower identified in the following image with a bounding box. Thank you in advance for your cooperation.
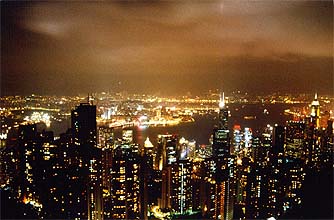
[158,134,178,209]
[71,102,103,220]
[218,93,228,130]
[212,92,233,220]
[110,144,140,219]
[17,124,39,202]
[213,93,230,162]
[72,103,97,148]
[310,93,320,129]
[306,93,322,169]
[142,137,154,220]
[266,125,285,219]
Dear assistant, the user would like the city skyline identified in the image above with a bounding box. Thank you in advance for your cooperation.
[0,1,333,219]
[1,92,332,219]
[1,0,333,96]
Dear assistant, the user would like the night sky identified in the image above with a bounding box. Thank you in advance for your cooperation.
[1,1,333,96]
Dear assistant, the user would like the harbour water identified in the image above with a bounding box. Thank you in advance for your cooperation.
[50,104,304,148]
[112,103,302,147]
[47,103,304,147]
[49,103,303,147]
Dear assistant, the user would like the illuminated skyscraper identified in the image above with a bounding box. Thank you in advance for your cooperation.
[212,93,233,220]
[175,158,193,214]
[232,125,242,155]
[98,126,114,212]
[122,129,133,144]
[71,103,103,220]
[305,95,322,169]
[218,93,229,130]
[159,134,178,209]
[285,121,305,160]
[244,163,263,219]
[17,124,39,202]
[310,93,320,129]
[322,120,334,165]
[267,125,285,218]
[142,137,154,219]
[234,157,262,219]
[98,126,114,214]
[55,129,87,219]
[98,126,114,149]
[72,103,97,148]
[179,137,196,160]
[249,136,262,163]
[144,137,154,167]
[110,144,140,219]
[16,125,68,218]
[244,128,252,148]
[213,93,230,177]
[158,134,194,215]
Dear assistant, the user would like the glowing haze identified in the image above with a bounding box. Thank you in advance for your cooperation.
[1,1,333,96]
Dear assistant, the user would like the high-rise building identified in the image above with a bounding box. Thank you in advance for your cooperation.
[71,102,103,220]
[213,93,230,181]
[285,121,305,160]
[232,125,242,155]
[233,157,263,219]
[142,137,155,219]
[212,93,233,220]
[122,129,133,144]
[283,157,305,214]
[158,134,194,215]
[310,93,320,129]
[110,144,140,219]
[249,136,262,163]
[55,129,86,219]
[244,128,252,148]
[304,95,322,169]
[98,126,114,149]
[174,158,193,215]
[16,125,71,218]
[244,164,263,219]
[98,126,114,197]
[159,134,178,209]
[72,103,97,149]
[17,124,39,203]
[267,125,285,218]
[322,120,334,165]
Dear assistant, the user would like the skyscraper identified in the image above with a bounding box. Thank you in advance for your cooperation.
[310,93,320,129]
[212,93,233,220]
[110,144,140,219]
[142,137,155,219]
[305,95,322,169]
[159,134,178,210]
[267,125,286,218]
[71,102,103,220]
[17,124,39,203]
[213,93,230,179]
[232,125,242,155]
[72,103,97,148]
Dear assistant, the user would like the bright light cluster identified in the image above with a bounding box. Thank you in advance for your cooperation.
[24,112,51,127]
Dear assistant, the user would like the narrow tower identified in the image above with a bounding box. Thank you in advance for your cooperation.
[212,92,233,220]
[310,93,320,129]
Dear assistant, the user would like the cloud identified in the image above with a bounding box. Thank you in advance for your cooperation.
[1,0,333,95]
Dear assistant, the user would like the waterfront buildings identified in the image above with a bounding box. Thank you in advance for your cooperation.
[0,93,333,219]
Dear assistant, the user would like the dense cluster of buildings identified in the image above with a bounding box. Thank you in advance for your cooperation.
[0,93,333,219]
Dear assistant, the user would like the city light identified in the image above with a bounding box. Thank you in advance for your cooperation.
[1,0,333,218]
[24,112,51,127]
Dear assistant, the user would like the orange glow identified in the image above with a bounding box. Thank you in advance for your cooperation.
[23,196,28,204]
